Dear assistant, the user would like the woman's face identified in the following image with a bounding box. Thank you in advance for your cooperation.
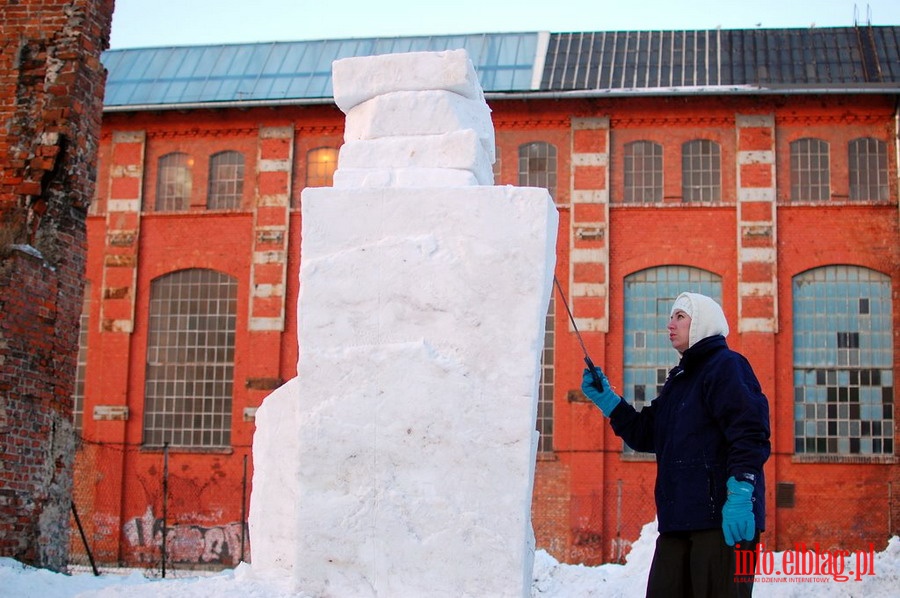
[668,309,692,353]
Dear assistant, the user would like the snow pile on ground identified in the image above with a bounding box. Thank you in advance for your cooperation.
[2,520,898,597]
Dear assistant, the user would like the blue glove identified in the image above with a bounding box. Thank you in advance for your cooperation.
[581,367,620,417]
[722,476,755,546]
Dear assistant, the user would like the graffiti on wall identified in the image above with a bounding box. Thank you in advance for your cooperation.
[123,506,247,566]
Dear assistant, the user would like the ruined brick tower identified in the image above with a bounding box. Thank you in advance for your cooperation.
[0,0,114,571]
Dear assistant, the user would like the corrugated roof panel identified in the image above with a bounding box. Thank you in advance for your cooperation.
[875,27,900,80]
[102,32,539,107]
[541,26,900,91]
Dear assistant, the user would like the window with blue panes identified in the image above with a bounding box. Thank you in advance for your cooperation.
[622,266,723,454]
[793,266,893,455]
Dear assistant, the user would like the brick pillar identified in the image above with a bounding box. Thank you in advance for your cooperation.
[569,117,610,333]
[93,130,145,560]
[243,126,294,413]
[735,114,779,539]
[101,131,145,334]
[735,114,778,333]
[250,126,293,333]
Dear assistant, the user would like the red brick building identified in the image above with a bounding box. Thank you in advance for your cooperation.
[72,27,899,568]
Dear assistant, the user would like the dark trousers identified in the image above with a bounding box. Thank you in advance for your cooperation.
[645,529,758,598]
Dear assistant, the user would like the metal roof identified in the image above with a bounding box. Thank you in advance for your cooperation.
[102,33,542,109]
[102,26,900,111]
[542,26,900,91]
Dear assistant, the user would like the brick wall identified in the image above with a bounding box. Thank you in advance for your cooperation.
[0,0,113,571]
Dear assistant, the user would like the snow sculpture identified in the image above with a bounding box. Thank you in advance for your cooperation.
[249,49,558,597]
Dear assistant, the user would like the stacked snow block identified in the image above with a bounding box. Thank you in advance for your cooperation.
[249,49,557,598]
[332,49,495,188]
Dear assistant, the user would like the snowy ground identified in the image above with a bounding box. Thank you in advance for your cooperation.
[3,521,898,597]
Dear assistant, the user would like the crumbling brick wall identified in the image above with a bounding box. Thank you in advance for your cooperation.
[0,0,114,571]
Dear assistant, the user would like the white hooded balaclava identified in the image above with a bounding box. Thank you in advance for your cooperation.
[670,292,729,350]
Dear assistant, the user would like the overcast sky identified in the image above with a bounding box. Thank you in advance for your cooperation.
[109,0,900,49]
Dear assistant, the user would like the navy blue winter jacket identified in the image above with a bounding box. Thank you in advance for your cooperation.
[608,335,770,534]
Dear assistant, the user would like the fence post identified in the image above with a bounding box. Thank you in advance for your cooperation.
[241,453,248,563]
[162,442,169,578]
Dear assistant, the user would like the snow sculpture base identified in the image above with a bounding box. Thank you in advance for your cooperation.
[250,185,558,597]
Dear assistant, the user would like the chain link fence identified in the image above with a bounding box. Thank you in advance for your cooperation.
[68,439,252,578]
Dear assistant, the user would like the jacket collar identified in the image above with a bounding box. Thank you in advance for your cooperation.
[678,334,727,370]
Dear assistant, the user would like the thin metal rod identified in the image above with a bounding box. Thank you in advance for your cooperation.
[552,276,604,391]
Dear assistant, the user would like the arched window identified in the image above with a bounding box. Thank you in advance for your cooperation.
[790,138,830,201]
[682,139,721,202]
[623,266,723,454]
[848,137,889,201]
[156,152,192,211]
[207,151,245,210]
[793,266,893,455]
[624,141,663,203]
[306,147,338,188]
[143,269,237,448]
[518,142,557,198]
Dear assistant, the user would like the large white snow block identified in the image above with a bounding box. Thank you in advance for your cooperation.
[333,167,479,188]
[344,90,495,162]
[337,129,494,186]
[250,185,558,598]
[332,49,484,112]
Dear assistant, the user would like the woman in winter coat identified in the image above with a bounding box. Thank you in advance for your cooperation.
[581,292,771,598]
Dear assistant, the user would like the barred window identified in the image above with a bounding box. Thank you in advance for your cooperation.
[790,138,830,201]
[143,269,237,449]
[207,151,245,210]
[73,282,91,435]
[793,266,893,455]
[537,295,555,454]
[848,137,889,201]
[156,152,192,211]
[306,147,338,188]
[624,141,663,203]
[682,139,721,202]
[623,267,723,454]
[518,142,557,199]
